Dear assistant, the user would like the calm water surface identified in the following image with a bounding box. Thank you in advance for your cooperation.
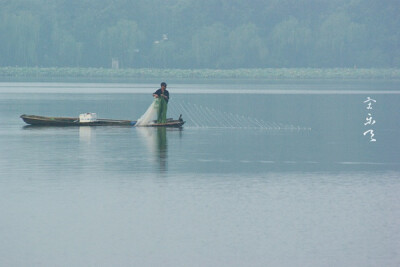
[1,81,400,266]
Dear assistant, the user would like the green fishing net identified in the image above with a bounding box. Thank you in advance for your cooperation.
[155,97,168,123]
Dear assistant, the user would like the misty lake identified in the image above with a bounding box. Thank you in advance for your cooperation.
[1,81,400,266]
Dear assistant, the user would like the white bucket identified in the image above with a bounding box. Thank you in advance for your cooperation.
[79,113,97,122]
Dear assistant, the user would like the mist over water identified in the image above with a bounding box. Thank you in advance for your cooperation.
[1,81,400,266]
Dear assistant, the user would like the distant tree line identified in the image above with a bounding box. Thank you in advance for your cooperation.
[0,0,399,68]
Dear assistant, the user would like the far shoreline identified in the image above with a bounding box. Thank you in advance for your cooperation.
[0,67,399,83]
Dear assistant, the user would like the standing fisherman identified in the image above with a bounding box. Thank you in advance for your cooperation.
[153,82,169,123]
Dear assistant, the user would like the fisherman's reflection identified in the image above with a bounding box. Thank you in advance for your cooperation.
[136,127,169,173]
[156,127,167,172]
[137,127,184,173]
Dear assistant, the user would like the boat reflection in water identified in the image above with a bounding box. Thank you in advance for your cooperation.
[77,126,170,173]
[22,124,181,174]
[79,126,95,144]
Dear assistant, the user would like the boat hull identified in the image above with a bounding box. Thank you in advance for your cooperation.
[20,114,185,127]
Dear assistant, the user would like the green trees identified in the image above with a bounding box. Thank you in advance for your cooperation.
[269,17,312,67]
[228,23,268,68]
[0,12,40,66]
[0,0,399,68]
[192,23,229,68]
[99,20,144,67]
[52,25,83,66]
[316,13,367,67]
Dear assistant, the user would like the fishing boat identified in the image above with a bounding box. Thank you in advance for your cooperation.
[20,114,185,127]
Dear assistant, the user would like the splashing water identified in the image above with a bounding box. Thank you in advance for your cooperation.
[168,101,310,130]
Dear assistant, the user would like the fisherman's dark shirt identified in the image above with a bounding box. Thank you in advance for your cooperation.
[153,88,169,103]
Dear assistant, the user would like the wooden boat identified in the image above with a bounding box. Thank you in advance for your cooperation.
[20,114,185,127]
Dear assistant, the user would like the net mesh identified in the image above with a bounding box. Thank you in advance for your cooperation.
[135,99,158,126]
